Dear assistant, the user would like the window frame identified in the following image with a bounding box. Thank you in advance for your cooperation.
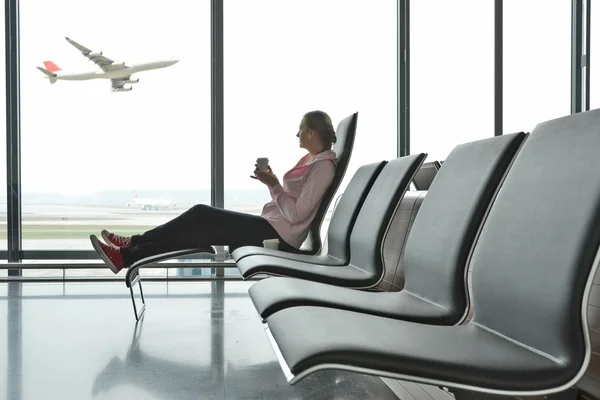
[1,0,591,278]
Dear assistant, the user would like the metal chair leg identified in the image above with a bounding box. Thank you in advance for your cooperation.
[128,269,146,321]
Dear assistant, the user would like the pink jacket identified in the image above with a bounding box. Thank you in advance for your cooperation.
[261,150,338,248]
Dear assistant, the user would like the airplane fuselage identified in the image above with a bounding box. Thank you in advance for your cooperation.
[52,59,177,81]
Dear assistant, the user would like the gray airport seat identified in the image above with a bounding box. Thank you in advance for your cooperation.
[231,111,359,259]
[233,161,385,266]
[248,132,526,321]
[263,108,600,398]
[235,153,427,288]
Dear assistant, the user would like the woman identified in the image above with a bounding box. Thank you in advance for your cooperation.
[90,110,338,274]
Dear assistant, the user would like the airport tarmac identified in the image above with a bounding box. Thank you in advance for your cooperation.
[0,204,332,278]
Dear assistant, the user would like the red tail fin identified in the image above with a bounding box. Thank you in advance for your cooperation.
[43,61,61,72]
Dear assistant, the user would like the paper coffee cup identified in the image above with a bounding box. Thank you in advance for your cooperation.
[256,157,269,172]
[263,238,279,250]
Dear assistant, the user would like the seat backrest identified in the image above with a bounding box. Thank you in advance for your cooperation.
[403,132,526,323]
[348,153,427,278]
[300,112,358,254]
[325,161,387,262]
[377,190,427,292]
[413,161,441,190]
[471,108,600,372]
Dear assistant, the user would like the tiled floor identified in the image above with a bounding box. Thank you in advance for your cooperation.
[0,281,399,400]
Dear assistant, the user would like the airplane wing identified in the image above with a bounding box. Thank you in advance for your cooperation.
[65,37,128,72]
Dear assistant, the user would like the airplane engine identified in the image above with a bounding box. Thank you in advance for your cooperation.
[126,78,139,84]
[88,51,103,57]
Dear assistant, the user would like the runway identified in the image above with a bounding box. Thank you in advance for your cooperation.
[0,204,332,251]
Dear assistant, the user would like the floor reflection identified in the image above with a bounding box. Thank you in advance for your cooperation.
[3,281,398,400]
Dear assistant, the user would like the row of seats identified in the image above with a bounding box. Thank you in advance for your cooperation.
[234,153,426,287]
[230,108,600,399]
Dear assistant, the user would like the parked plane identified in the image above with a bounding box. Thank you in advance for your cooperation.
[36,37,178,92]
[125,191,176,211]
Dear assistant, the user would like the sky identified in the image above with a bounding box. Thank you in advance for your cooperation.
[410,0,572,158]
[0,0,590,200]
[11,0,398,199]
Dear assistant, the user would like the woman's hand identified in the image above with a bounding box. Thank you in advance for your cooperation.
[250,165,280,188]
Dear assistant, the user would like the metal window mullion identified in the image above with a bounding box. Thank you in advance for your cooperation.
[5,0,22,271]
[211,0,224,209]
[495,0,503,136]
[585,0,590,111]
[572,0,585,114]
[398,0,410,157]
[211,0,224,278]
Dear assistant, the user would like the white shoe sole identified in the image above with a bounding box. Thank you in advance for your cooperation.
[101,229,130,247]
[100,229,112,246]
[90,234,120,274]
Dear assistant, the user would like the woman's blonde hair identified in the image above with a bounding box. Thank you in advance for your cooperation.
[302,110,337,149]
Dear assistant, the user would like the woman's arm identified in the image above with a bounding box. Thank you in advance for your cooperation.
[268,185,278,200]
[271,161,335,224]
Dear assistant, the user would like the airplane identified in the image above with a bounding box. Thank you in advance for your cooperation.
[125,191,177,211]
[36,37,179,92]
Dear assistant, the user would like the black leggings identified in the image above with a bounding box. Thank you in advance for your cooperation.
[120,204,295,266]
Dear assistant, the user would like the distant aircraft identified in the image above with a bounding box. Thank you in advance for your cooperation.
[125,191,176,211]
[36,37,178,92]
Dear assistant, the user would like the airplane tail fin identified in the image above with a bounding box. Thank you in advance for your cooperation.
[36,66,58,84]
[43,61,61,72]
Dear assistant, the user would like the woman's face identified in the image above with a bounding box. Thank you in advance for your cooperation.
[296,120,310,148]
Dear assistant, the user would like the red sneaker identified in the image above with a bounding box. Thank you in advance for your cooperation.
[101,229,132,248]
[90,234,125,274]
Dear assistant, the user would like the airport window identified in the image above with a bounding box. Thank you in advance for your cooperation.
[503,0,571,134]
[19,0,211,254]
[410,0,494,162]
[223,0,397,243]
[591,1,599,109]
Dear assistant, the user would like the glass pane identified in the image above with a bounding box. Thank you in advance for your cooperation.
[503,0,571,133]
[20,0,211,252]
[410,0,495,162]
[224,0,397,247]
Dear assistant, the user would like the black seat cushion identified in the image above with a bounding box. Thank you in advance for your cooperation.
[233,251,342,266]
[250,277,453,322]
[268,306,572,391]
[237,255,370,287]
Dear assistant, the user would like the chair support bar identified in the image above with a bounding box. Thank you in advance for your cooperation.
[124,247,216,320]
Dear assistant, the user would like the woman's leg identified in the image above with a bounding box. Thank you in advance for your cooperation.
[129,204,220,246]
[120,205,294,266]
